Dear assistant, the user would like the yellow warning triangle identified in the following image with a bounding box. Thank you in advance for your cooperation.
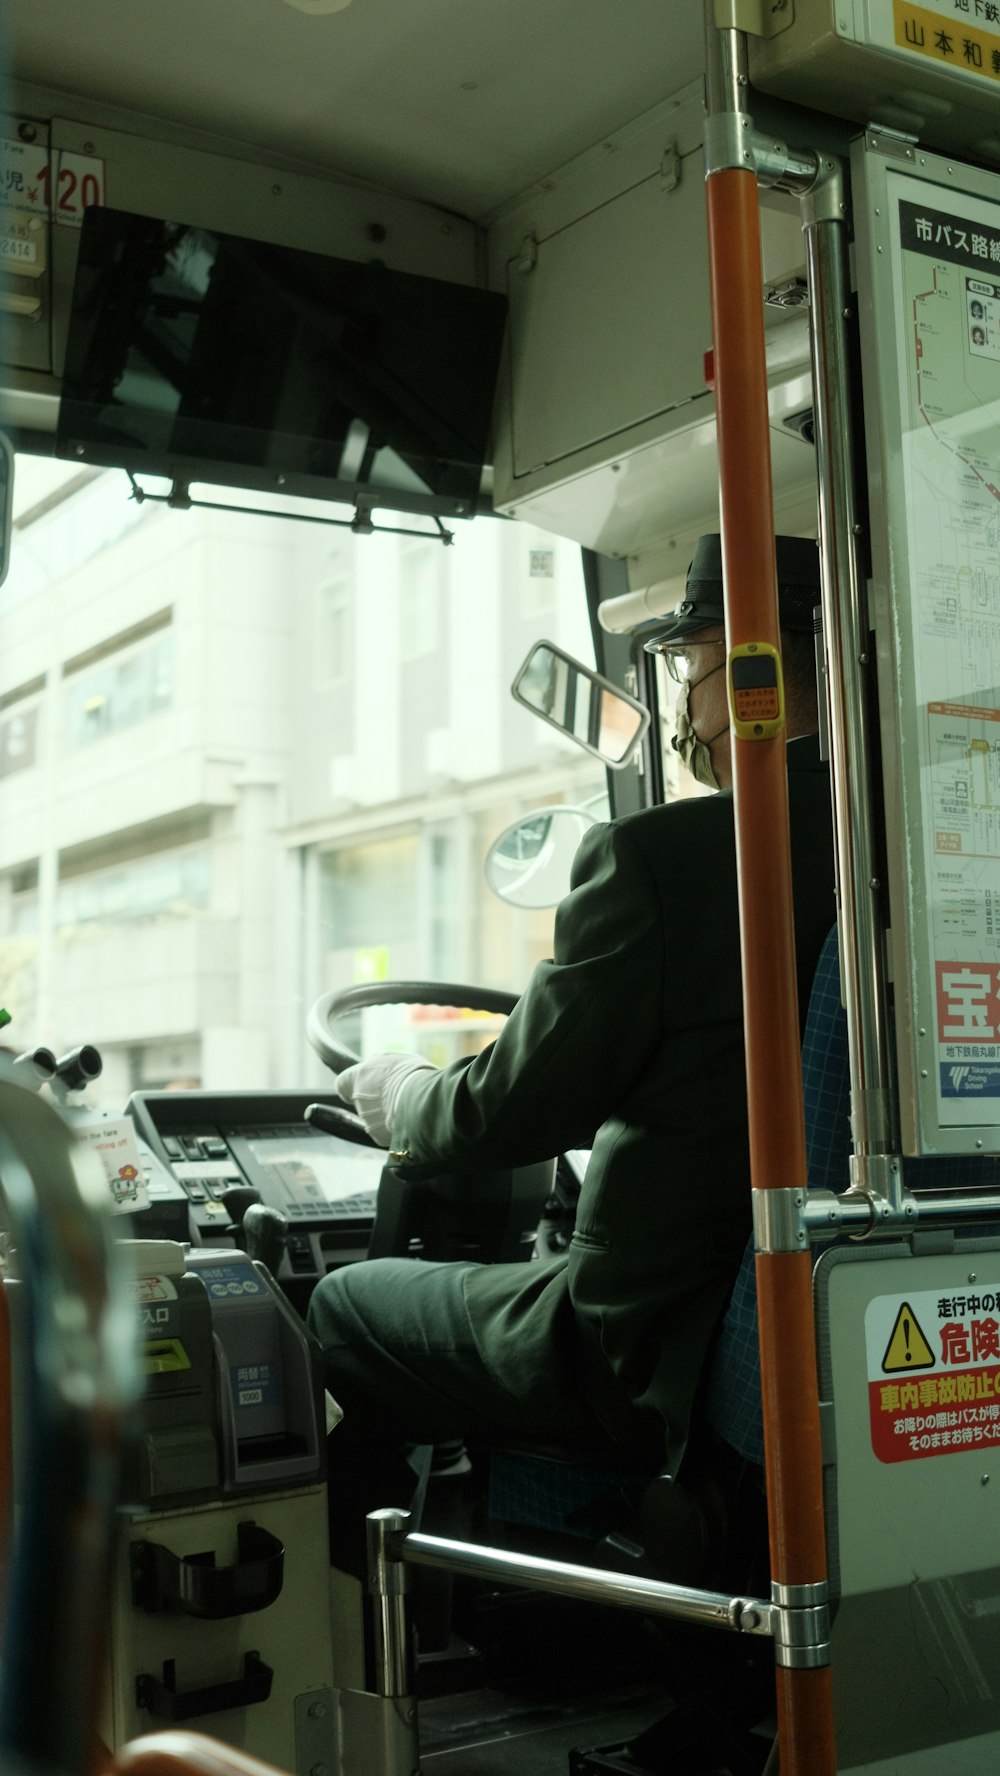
[881,1302,936,1373]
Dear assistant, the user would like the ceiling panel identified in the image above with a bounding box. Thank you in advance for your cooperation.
[6,0,701,217]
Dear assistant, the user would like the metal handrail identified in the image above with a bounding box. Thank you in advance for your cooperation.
[362,1506,807,1722]
[398,1526,772,1635]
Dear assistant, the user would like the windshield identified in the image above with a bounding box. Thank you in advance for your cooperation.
[0,462,606,1106]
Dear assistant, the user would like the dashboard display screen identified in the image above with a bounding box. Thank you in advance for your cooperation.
[242,1133,384,1212]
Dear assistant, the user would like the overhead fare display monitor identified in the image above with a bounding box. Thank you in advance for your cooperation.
[56,208,508,521]
[855,134,1000,1153]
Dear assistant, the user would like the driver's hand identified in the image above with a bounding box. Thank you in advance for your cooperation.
[334,1053,438,1148]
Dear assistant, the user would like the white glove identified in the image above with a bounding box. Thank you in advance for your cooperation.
[335,1053,437,1147]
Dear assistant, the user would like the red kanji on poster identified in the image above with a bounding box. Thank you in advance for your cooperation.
[936,961,1000,1043]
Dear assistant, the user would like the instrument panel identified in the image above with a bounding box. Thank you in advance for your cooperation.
[126,1089,385,1295]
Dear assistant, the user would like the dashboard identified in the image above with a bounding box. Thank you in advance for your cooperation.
[125,1088,589,1309]
[127,1089,385,1300]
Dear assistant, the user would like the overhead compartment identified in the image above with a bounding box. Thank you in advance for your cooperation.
[488,84,820,588]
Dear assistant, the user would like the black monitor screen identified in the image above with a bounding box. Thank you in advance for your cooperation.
[56,207,508,518]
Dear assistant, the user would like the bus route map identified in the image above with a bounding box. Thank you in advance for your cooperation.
[892,180,1000,1126]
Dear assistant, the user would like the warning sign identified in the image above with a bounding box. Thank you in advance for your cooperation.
[866,1285,1000,1463]
[880,1301,936,1372]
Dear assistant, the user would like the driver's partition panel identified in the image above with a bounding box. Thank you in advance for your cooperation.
[819,1238,1000,1773]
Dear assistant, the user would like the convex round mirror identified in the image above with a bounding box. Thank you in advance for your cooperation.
[485,805,600,909]
[511,640,650,769]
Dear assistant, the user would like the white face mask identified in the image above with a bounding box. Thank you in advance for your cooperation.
[671,675,727,790]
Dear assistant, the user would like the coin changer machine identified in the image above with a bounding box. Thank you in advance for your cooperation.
[70,1236,336,1774]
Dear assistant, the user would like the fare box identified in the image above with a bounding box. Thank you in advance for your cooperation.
[77,1116,149,1215]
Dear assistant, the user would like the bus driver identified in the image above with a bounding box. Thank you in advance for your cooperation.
[307,534,835,1564]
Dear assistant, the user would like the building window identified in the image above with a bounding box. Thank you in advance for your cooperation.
[0,705,38,777]
[521,546,557,618]
[56,846,209,932]
[64,632,174,748]
[399,544,442,662]
[317,575,350,684]
[319,834,419,957]
[2,467,150,618]
[317,833,420,1052]
[0,873,40,1031]
[10,888,38,935]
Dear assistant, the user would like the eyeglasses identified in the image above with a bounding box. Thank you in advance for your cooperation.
[658,640,726,685]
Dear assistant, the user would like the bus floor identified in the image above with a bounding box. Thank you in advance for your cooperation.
[419,1683,670,1773]
[410,1588,776,1775]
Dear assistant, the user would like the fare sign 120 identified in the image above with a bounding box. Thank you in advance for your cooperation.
[0,139,106,225]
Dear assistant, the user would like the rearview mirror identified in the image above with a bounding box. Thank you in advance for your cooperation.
[0,435,13,590]
[485,806,600,908]
[511,641,649,769]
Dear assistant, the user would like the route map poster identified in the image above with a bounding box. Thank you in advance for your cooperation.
[889,170,1000,1134]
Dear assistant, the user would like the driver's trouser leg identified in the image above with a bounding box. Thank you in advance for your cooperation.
[307,1257,621,1574]
[308,1257,527,1443]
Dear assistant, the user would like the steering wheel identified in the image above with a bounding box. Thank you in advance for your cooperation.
[304,980,519,1148]
[304,979,576,1261]
[306,979,519,1073]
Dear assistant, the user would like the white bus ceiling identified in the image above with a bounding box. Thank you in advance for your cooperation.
[1,4,822,586]
[7,0,691,220]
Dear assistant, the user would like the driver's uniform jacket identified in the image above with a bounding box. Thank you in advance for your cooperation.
[390,738,834,1471]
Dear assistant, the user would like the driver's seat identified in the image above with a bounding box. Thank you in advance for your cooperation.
[483,923,856,1578]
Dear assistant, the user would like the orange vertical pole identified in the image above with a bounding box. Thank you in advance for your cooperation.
[704,163,837,1771]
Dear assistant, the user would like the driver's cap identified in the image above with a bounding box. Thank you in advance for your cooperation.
[642,534,820,653]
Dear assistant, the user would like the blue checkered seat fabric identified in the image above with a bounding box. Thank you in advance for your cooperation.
[487,1446,649,1538]
[703,923,1000,1466]
[702,924,848,1463]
